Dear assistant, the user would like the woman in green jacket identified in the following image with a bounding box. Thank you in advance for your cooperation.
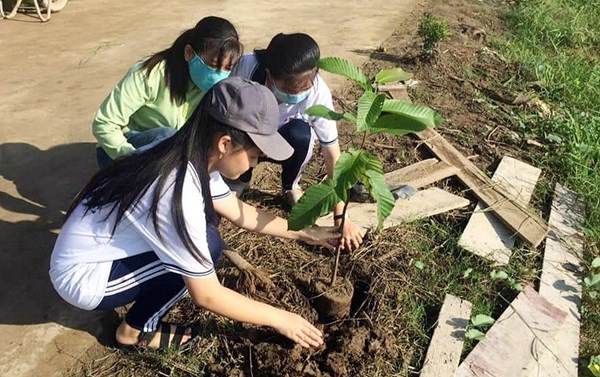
[93,16,242,168]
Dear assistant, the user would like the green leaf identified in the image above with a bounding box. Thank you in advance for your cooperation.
[287,180,340,231]
[589,355,600,377]
[356,92,385,132]
[364,168,395,228]
[465,329,486,341]
[333,149,368,201]
[382,99,443,128]
[318,57,371,91]
[343,112,357,123]
[305,105,345,120]
[592,257,600,268]
[361,150,385,174]
[463,268,473,278]
[589,291,598,299]
[304,105,357,124]
[490,270,508,280]
[375,67,413,84]
[371,113,430,135]
[584,274,600,288]
[471,314,495,328]
[413,261,425,270]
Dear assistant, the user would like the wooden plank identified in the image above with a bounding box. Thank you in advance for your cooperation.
[384,158,458,189]
[420,294,472,377]
[416,128,548,247]
[455,285,567,377]
[316,187,469,230]
[458,156,541,265]
[527,184,584,377]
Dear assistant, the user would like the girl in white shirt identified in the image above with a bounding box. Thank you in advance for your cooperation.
[231,33,364,251]
[50,77,339,350]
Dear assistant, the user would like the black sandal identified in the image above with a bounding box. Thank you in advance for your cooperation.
[118,322,199,351]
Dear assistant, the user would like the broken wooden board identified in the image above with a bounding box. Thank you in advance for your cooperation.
[416,128,548,247]
[527,183,584,377]
[384,158,458,189]
[455,285,567,377]
[420,294,472,377]
[315,187,469,230]
[458,156,541,265]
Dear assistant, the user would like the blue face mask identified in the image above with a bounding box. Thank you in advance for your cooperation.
[272,83,310,105]
[188,53,230,92]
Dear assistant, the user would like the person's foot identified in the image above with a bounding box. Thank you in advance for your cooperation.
[283,189,304,206]
[115,320,197,350]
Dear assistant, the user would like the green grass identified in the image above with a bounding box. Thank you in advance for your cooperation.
[494,0,600,372]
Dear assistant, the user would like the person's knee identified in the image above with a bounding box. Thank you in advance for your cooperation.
[282,119,311,149]
[96,147,113,169]
[150,127,177,141]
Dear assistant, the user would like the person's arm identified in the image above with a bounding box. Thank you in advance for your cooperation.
[184,274,322,348]
[213,193,340,249]
[322,144,365,251]
[92,63,152,159]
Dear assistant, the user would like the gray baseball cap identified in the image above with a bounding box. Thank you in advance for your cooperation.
[208,77,293,161]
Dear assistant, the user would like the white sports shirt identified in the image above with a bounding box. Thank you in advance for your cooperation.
[232,53,339,147]
[49,166,231,310]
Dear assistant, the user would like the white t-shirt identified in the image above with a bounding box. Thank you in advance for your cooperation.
[232,53,339,147]
[49,166,230,310]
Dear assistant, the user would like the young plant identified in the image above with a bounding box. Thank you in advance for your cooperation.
[417,13,450,58]
[286,57,442,285]
[490,269,523,291]
[584,256,600,299]
[465,314,495,341]
[589,355,600,377]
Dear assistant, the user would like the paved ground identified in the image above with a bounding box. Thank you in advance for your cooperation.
[0,0,420,375]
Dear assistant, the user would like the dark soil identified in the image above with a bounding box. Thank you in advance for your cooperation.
[309,277,354,323]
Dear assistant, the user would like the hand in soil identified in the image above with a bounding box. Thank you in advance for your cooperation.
[297,226,341,251]
[272,310,324,348]
[338,218,365,251]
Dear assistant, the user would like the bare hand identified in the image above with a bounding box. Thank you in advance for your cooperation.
[272,310,324,348]
[298,226,341,250]
[337,218,365,251]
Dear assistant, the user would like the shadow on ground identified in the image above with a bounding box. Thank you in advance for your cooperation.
[0,142,114,343]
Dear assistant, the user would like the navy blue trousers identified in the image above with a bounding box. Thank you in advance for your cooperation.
[96,127,177,169]
[239,119,312,191]
[95,224,224,332]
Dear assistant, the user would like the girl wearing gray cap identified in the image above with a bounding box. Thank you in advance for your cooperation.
[93,16,242,169]
[50,78,338,350]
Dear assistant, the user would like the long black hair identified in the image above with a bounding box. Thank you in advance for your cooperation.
[255,33,320,90]
[66,92,256,264]
[142,16,243,104]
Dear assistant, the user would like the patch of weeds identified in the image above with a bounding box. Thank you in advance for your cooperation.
[498,0,600,368]
[417,13,450,58]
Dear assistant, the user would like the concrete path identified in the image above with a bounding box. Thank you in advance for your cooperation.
[0,0,419,375]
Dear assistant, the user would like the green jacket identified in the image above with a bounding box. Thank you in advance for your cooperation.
[92,60,204,159]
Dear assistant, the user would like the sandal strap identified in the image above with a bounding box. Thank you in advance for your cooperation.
[159,322,171,349]
[170,325,186,348]
[132,322,198,350]
[137,330,155,346]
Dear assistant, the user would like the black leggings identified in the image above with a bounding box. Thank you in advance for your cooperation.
[240,119,313,191]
